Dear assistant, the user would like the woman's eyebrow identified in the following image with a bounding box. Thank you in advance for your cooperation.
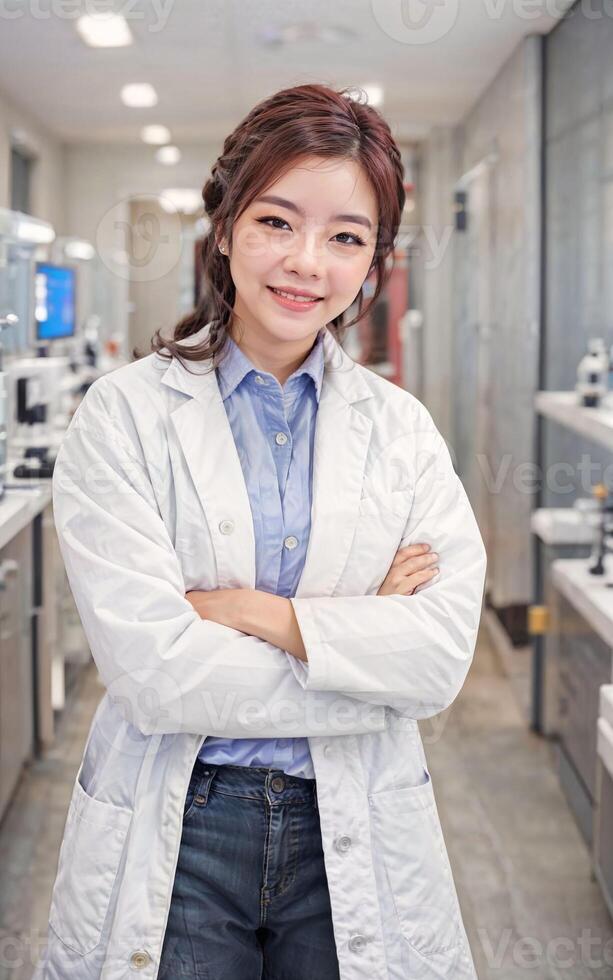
[254,194,373,230]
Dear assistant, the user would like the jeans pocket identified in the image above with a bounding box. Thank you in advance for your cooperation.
[49,778,133,955]
[183,764,214,823]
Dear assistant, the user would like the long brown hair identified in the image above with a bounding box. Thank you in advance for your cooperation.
[142,82,405,371]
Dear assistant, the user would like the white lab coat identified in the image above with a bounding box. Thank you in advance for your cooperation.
[33,321,487,980]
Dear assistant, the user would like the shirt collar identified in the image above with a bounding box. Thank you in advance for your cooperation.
[216,327,326,403]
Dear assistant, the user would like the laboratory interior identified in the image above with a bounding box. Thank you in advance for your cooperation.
[1,1,613,977]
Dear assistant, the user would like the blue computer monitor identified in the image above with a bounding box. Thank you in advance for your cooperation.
[34,263,76,341]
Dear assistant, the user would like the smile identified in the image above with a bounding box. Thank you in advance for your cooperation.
[268,287,323,303]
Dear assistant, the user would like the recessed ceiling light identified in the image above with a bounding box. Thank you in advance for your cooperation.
[77,14,132,48]
[362,84,384,108]
[155,145,181,165]
[141,125,171,145]
[159,189,202,214]
[64,239,96,261]
[121,83,158,108]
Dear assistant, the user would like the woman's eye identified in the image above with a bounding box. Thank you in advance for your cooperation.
[334,232,367,247]
[257,216,291,230]
[256,216,366,247]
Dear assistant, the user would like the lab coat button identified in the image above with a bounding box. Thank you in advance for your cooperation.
[219,520,234,535]
[275,431,288,445]
[323,743,333,757]
[348,934,368,953]
[335,834,352,853]
[283,535,298,550]
[129,949,151,969]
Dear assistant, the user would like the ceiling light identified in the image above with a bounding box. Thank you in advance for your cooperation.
[159,189,202,214]
[155,145,181,165]
[121,83,158,108]
[64,239,96,261]
[16,218,55,244]
[77,14,132,48]
[141,125,171,145]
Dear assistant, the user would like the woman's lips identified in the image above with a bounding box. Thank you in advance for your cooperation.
[267,286,324,312]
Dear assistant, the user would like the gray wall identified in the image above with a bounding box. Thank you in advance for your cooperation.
[0,84,65,230]
[542,0,613,508]
[418,36,542,609]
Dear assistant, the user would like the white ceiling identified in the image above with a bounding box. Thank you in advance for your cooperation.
[0,0,568,145]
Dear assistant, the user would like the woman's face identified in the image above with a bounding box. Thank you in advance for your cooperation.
[222,154,379,348]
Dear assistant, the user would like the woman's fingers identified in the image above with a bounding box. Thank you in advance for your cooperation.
[395,565,439,595]
[397,550,439,573]
[391,542,430,566]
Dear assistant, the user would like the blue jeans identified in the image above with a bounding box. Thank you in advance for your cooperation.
[159,759,341,979]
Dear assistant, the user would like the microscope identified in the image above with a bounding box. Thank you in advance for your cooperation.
[5,355,70,480]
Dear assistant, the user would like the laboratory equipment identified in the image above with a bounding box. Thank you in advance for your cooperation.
[34,263,76,342]
[0,313,19,499]
[5,357,70,480]
[576,339,608,408]
[588,483,613,577]
[0,207,55,356]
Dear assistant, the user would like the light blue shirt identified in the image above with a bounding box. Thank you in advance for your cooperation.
[197,326,326,779]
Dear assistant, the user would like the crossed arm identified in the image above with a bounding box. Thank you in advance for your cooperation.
[53,380,487,738]
[186,589,308,662]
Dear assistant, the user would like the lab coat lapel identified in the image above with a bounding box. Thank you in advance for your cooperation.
[169,383,257,590]
[160,322,374,598]
[296,381,373,597]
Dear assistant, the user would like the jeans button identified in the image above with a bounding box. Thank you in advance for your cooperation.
[271,775,285,792]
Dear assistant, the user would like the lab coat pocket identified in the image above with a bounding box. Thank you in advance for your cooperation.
[368,768,462,957]
[48,776,133,955]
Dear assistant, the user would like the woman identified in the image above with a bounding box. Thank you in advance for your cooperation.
[35,84,487,980]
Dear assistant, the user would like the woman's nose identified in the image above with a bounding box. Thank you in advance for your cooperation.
[283,237,325,280]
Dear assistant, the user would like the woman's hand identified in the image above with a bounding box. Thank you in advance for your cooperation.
[185,588,248,628]
[377,543,439,596]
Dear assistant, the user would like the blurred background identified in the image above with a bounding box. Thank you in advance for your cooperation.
[1,0,613,976]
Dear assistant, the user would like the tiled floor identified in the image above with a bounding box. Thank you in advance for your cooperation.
[1,632,612,979]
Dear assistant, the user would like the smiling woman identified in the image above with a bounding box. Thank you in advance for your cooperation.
[38,81,486,980]
[145,82,405,370]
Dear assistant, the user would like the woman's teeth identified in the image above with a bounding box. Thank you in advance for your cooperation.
[270,288,320,302]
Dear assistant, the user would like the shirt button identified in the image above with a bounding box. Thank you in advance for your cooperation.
[284,535,298,550]
[334,834,353,853]
[348,935,369,953]
[275,431,288,445]
[129,949,151,969]
[254,374,267,384]
[219,520,234,535]
[271,775,285,792]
